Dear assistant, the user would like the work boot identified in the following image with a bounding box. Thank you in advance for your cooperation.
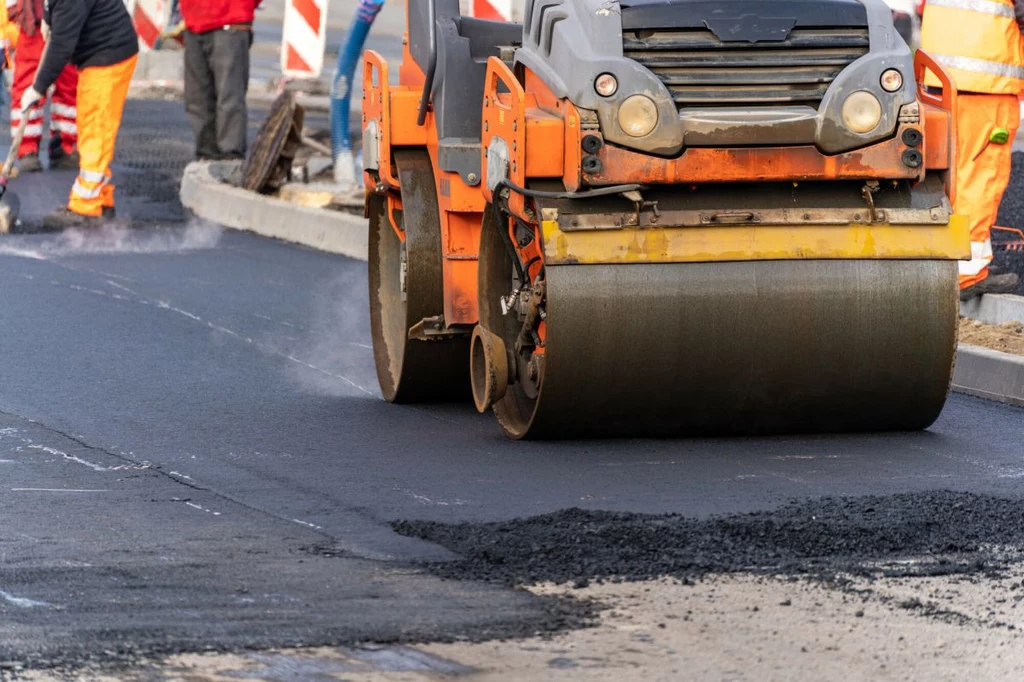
[40,207,103,232]
[49,148,80,171]
[959,272,1020,301]
[18,153,42,173]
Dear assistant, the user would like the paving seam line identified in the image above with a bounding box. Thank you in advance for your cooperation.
[952,344,1024,407]
[179,169,1024,408]
[179,161,369,260]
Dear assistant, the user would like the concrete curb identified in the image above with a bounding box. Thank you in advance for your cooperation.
[960,293,1024,326]
[179,161,368,260]
[953,344,1024,407]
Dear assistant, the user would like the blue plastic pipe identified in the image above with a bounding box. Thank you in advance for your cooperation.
[331,0,385,183]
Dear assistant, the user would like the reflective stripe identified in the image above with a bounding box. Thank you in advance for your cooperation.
[52,120,78,135]
[15,125,43,137]
[958,239,994,276]
[11,110,45,122]
[79,169,107,183]
[72,180,105,200]
[933,53,1024,79]
[50,103,77,118]
[926,0,1015,17]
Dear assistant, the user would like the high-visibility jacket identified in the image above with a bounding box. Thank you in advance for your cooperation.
[0,0,18,53]
[921,0,1024,94]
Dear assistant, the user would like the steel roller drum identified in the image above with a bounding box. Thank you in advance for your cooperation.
[485,256,959,439]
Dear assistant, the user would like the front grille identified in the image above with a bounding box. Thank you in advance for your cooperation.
[623,27,870,109]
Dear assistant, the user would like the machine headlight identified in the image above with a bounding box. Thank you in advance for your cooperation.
[880,69,903,92]
[595,73,618,97]
[841,91,882,134]
[618,95,658,137]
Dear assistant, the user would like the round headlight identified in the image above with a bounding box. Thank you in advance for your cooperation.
[618,95,658,137]
[841,91,883,134]
[595,73,618,97]
[880,68,903,92]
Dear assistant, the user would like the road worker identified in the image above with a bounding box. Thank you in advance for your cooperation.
[9,0,79,173]
[21,0,138,230]
[921,0,1024,300]
[179,0,261,161]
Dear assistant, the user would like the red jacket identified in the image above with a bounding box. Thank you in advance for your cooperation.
[11,0,45,36]
[180,0,261,33]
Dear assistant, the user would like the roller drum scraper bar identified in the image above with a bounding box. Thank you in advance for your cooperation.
[0,110,31,233]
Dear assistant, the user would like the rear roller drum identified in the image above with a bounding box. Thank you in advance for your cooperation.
[368,150,469,402]
[477,206,959,439]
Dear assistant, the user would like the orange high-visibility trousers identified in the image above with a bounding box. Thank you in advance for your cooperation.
[955,93,1020,288]
[68,54,138,217]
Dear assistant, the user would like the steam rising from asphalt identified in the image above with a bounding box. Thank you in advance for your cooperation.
[286,267,378,399]
[0,220,222,259]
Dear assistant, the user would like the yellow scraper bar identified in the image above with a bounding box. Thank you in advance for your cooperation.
[540,213,970,266]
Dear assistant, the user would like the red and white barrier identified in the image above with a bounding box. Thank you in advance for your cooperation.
[282,0,329,80]
[125,0,173,52]
[467,0,523,21]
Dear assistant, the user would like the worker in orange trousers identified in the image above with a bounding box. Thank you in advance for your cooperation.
[921,0,1024,300]
[20,0,138,230]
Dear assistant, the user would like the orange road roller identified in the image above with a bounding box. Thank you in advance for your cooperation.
[361,0,969,439]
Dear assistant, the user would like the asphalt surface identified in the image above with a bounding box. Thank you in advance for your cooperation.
[3,99,1024,676]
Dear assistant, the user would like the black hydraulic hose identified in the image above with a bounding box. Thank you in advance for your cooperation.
[491,186,527,287]
[491,178,643,288]
[500,178,645,200]
[416,0,437,126]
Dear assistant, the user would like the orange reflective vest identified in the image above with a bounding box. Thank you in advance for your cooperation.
[921,0,1024,94]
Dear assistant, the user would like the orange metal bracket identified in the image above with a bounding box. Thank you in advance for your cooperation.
[915,49,958,205]
[590,133,924,186]
[386,192,405,243]
[481,58,528,217]
[363,50,400,190]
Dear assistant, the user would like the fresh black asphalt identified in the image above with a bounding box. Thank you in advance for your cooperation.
[1,100,1024,674]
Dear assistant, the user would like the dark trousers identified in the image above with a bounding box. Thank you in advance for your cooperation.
[184,29,251,160]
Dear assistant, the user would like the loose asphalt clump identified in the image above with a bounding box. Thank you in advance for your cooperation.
[393,491,1024,587]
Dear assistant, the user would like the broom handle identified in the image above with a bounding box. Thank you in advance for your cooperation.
[2,111,31,177]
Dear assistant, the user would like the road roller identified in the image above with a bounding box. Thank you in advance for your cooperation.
[361,0,969,439]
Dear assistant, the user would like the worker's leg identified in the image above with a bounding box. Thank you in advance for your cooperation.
[183,30,219,160]
[68,55,138,218]
[10,31,45,161]
[210,28,251,159]
[49,62,80,161]
[955,93,1021,288]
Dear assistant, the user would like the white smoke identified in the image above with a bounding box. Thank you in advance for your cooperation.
[284,266,378,399]
[0,219,222,260]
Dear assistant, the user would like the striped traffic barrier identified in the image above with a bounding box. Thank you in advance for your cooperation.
[282,0,329,80]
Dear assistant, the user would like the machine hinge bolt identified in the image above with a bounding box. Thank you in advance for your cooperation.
[512,121,518,131]
[467,173,479,184]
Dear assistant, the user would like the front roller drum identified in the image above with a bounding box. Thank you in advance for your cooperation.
[477,211,959,439]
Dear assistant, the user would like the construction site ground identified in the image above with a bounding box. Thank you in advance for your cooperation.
[3,98,1024,680]
[959,318,1024,356]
